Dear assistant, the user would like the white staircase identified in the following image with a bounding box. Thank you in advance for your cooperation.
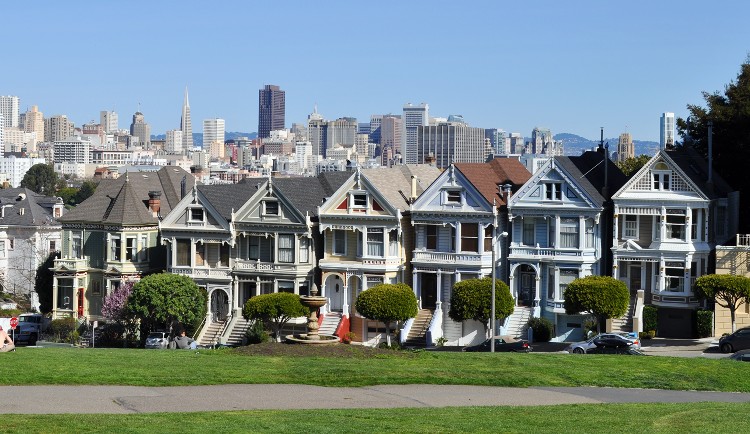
[505,306,532,338]
[610,296,636,334]
[403,309,434,348]
[318,312,342,337]
[223,317,251,346]
[199,320,225,347]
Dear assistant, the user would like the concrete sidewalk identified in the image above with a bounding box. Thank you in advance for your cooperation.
[3,384,750,414]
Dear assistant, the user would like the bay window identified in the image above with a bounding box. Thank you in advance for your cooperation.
[367,228,384,257]
[559,218,579,248]
[278,234,295,263]
[461,223,479,253]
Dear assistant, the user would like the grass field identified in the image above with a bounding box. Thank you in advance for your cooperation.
[3,345,749,392]
[3,403,749,433]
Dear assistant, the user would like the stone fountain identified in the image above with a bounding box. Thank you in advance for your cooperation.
[286,284,339,344]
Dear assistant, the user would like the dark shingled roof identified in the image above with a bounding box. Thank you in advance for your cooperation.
[59,166,192,225]
[0,188,60,227]
[454,158,532,207]
[564,150,628,203]
[198,183,258,220]
[665,146,735,199]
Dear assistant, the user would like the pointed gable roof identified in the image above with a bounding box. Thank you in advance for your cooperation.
[361,165,441,209]
[666,146,735,199]
[454,158,531,207]
[274,172,351,217]
[0,188,60,226]
[198,183,258,221]
[566,150,628,201]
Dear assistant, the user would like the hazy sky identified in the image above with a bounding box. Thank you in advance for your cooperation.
[3,1,749,142]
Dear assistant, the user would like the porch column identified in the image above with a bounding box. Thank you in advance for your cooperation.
[612,207,619,247]
[612,255,619,279]
[660,207,667,240]
[342,272,349,315]
[455,222,461,253]
[436,269,443,311]
[658,258,665,291]
[412,269,419,309]
[509,271,516,306]
[232,277,240,314]
[477,223,484,255]
[52,276,59,318]
[533,275,541,317]
[72,276,79,319]
[685,206,693,241]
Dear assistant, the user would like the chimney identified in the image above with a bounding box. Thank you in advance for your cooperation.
[148,191,162,217]
[502,183,513,204]
[410,176,417,201]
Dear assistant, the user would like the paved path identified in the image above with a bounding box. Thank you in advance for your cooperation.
[4,384,750,414]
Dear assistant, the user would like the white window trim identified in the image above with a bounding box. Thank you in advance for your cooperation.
[350,192,368,209]
[623,215,639,240]
[332,230,347,256]
[444,189,462,205]
[263,200,280,216]
[188,207,205,223]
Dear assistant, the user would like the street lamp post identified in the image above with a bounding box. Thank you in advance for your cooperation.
[491,200,498,353]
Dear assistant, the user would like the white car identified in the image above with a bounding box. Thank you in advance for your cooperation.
[565,332,640,354]
[145,332,169,349]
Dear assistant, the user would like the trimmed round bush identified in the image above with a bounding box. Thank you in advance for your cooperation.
[527,317,554,342]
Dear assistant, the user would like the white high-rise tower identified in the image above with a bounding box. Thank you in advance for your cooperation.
[181,87,194,149]
[660,112,675,149]
[402,103,429,164]
[0,96,20,129]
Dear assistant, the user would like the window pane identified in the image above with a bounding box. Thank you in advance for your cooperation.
[367,228,384,257]
[461,224,478,253]
[560,218,579,248]
[176,239,190,266]
[299,237,309,263]
[278,235,295,263]
[426,226,438,250]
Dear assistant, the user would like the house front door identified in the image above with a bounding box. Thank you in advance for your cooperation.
[210,289,229,322]
[520,271,535,306]
[421,273,437,310]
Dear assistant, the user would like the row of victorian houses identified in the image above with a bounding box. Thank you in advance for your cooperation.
[47,143,740,346]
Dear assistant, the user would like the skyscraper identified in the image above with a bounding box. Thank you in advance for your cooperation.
[258,84,285,139]
[203,118,226,149]
[166,129,183,154]
[24,105,44,151]
[129,111,151,148]
[44,115,74,142]
[380,115,402,153]
[100,110,118,133]
[0,96,20,129]
[181,87,193,149]
[307,107,327,157]
[617,132,634,162]
[417,121,489,169]
[660,112,675,149]
[403,103,429,164]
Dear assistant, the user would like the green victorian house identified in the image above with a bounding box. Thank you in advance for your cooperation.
[51,167,191,320]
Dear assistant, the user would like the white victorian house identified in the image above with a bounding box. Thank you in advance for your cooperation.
[611,146,738,337]
[507,151,627,341]
[408,159,530,347]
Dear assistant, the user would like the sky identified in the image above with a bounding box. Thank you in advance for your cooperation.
[3,1,750,142]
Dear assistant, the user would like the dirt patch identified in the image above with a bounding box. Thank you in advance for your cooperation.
[232,342,419,358]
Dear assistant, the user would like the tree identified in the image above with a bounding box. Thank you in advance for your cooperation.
[35,251,59,314]
[126,273,207,342]
[21,164,59,195]
[75,180,98,204]
[355,283,417,347]
[615,154,652,176]
[677,58,750,231]
[564,276,629,333]
[101,280,138,345]
[242,292,307,342]
[448,277,514,337]
[695,274,750,333]
[57,187,78,206]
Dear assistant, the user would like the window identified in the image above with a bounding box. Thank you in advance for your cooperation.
[585,219,595,248]
[249,236,273,262]
[545,183,562,200]
[523,219,535,246]
[56,278,74,310]
[653,172,670,191]
[426,226,438,250]
[189,208,204,222]
[352,193,367,208]
[299,281,310,296]
[623,215,638,239]
[72,231,82,258]
[0,241,5,259]
[367,228,384,257]
[299,237,309,263]
[278,235,295,263]
[559,218,579,248]
[484,226,493,252]
[389,230,398,256]
[461,223,479,253]
[260,282,274,295]
[446,190,461,204]
[333,230,346,255]
[110,235,121,261]
[195,242,206,266]
[176,239,190,266]
[49,240,57,252]
[264,201,279,215]
[139,235,149,262]
[278,281,295,294]
[92,280,102,296]
[366,275,384,289]
[547,268,555,299]
[664,262,685,292]
[559,269,578,300]
[691,209,699,240]
[666,209,686,241]
[204,243,229,267]
[125,237,137,261]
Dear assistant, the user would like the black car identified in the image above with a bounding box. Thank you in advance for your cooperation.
[719,327,750,353]
[591,334,634,348]
[729,349,750,362]
[462,336,532,352]
[586,346,646,355]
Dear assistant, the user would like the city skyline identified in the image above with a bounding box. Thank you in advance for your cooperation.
[3,2,750,142]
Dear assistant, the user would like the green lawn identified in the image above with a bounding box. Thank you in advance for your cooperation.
[3,403,749,433]
[4,346,750,392]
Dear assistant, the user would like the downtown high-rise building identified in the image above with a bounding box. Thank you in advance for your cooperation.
[24,105,44,151]
[617,132,634,162]
[181,87,193,149]
[307,107,327,157]
[0,96,20,129]
[380,115,402,153]
[403,103,429,164]
[258,84,285,139]
[166,129,183,154]
[44,115,74,142]
[100,110,118,133]
[369,115,383,145]
[203,118,226,149]
[660,112,675,149]
[417,121,489,169]
[129,111,151,148]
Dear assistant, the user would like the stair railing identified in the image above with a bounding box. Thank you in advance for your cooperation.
[193,316,206,341]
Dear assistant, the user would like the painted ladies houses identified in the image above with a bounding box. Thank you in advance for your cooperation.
[408,159,531,347]
[611,146,738,337]
[317,165,440,344]
[507,151,627,342]
[51,167,191,319]
[159,173,350,345]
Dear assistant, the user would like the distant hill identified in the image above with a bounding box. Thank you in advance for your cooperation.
[152,131,258,145]
[554,133,659,157]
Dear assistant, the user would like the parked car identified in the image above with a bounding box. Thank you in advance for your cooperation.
[462,335,531,352]
[729,349,750,362]
[565,333,640,354]
[585,346,647,356]
[145,331,169,349]
[719,327,750,353]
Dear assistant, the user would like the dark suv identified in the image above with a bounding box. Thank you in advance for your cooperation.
[719,327,750,353]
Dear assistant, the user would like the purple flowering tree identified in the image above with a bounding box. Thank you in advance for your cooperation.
[101,280,137,346]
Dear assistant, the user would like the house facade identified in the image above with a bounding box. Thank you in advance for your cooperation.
[611,147,738,337]
[409,159,530,346]
[507,152,626,342]
[714,234,750,335]
[51,167,190,319]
